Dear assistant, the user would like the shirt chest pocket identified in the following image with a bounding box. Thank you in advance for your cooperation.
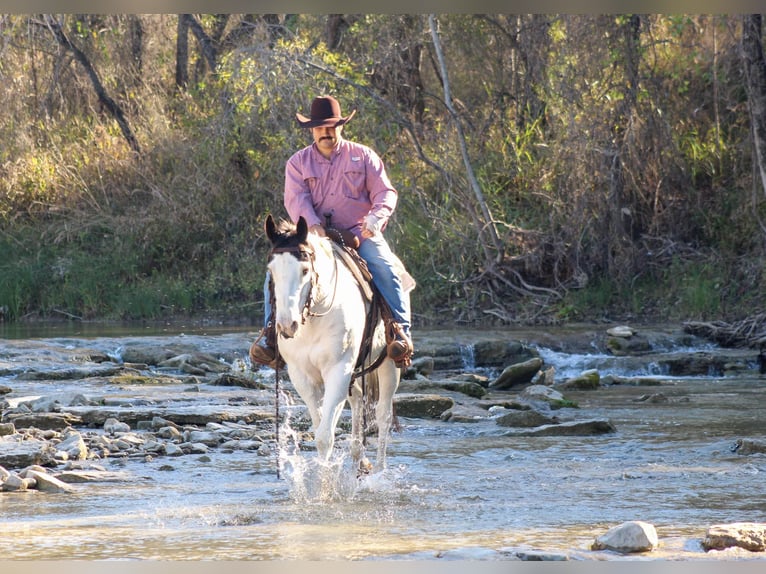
[342,168,367,200]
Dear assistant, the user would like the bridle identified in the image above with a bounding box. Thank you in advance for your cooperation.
[268,240,339,325]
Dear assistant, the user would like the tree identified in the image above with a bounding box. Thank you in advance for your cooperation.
[741,14,766,236]
[39,14,140,153]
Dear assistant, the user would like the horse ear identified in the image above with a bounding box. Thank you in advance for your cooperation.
[265,214,277,243]
[296,216,309,242]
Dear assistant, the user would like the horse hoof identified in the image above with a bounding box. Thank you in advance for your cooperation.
[357,458,373,477]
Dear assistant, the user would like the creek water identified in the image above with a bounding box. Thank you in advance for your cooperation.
[1,323,765,561]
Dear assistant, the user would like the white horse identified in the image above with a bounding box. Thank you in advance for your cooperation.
[264,214,401,473]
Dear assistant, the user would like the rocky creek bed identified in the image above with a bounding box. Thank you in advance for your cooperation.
[1,323,765,561]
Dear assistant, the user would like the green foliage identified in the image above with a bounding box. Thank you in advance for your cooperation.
[0,14,764,326]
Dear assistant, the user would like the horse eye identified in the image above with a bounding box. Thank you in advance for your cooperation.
[302,268,309,276]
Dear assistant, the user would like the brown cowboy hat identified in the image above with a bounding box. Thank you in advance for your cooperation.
[295,95,356,128]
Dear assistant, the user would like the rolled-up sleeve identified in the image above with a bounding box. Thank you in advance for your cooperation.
[365,148,398,228]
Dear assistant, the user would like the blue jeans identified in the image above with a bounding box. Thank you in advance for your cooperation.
[263,234,411,334]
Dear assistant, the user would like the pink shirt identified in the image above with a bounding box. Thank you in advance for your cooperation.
[284,138,398,242]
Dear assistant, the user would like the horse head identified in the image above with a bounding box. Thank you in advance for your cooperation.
[265,215,318,339]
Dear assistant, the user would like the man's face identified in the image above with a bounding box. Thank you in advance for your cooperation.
[311,125,342,154]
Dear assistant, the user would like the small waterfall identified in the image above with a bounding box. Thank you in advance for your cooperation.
[459,344,476,371]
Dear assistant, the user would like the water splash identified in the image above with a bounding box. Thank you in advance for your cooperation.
[274,392,403,504]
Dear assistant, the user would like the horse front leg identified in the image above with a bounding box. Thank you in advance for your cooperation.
[313,365,352,462]
[348,385,371,475]
[373,361,400,472]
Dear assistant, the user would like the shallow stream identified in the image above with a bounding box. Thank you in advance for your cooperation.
[1,323,765,561]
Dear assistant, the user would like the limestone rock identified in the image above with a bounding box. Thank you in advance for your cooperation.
[0,438,57,468]
[503,418,616,437]
[472,340,539,368]
[489,358,543,390]
[495,409,558,428]
[607,325,635,338]
[520,384,565,403]
[591,521,658,553]
[557,369,601,390]
[393,393,454,418]
[702,522,766,552]
[57,430,88,460]
[25,469,75,493]
[732,438,766,455]
[5,412,82,431]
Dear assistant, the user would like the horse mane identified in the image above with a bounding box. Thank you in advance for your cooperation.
[269,218,304,250]
[267,216,332,259]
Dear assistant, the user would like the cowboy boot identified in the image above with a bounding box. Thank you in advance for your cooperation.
[249,323,284,369]
[386,321,413,368]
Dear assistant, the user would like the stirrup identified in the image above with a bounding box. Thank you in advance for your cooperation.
[249,326,284,369]
[386,322,413,368]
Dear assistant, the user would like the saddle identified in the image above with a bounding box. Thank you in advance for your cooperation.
[325,225,415,373]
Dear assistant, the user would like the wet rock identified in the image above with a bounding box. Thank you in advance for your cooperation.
[591,521,659,553]
[600,374,663,386]
[393,393,454,418]
[157,426,183,440]
[14,365,124,381]
[211,373,269,389]
[513,550,569,561]
[104,418,131,434]
[472,340,539,368]
[408,355,434,376]
[184,430,221,447]
[556,369,600,390]
[0,438,57,468]
[158,353,230,375]
[659,352,727,376]
[732,438,766,455]
[164,443,184,456]
[398,378,486,399]
[489,357,543,390]
[25,469,75,493]
[634,392,669,404]
[56,469,135,483]
[2,472,29,491]
[607,325,635,338]
[519,384,565,404]
[606,334,652,356]
[495,409,558,428]
[5,412,82,431]
[440,403,490,423]
[0,384,12,395]
[119,344,182,366]
[531,366,556,386]
[502,418,616,437]
[56,430,88,460]
[702,522,766,552]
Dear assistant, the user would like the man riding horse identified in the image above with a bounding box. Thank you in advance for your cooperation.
[250,95,414,369]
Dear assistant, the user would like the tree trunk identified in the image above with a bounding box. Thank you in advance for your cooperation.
[176,14,190,89]
[43,15,140,154]
[429,14,502,262]
[741,15,766,214]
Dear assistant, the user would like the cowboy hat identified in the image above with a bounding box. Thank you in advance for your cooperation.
[295,95,356,128]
